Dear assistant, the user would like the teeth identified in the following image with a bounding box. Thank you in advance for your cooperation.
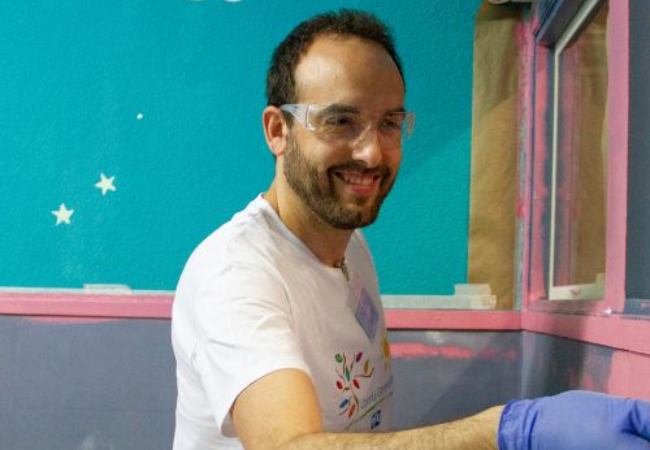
[341,172,375,186]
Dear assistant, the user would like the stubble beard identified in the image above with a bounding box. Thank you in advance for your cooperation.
[283,137,396,230]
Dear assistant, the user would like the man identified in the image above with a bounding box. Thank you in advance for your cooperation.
[172,9,650,450]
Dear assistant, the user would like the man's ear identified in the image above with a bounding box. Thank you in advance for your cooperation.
[262,106,288,157]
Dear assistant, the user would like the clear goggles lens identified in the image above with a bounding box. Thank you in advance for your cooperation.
[280,104,415,148]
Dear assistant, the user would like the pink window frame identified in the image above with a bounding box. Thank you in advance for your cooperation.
[519,0,650,356]
[523,0,628,315]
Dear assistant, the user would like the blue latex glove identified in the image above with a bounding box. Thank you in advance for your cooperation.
[498,390,650,450]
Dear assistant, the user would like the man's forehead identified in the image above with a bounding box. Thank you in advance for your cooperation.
[293,34,405,107]
[295,34,396,78]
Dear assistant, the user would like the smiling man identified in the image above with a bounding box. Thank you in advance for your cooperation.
[171,9,650,450]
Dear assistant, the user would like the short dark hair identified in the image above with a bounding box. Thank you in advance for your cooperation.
[266,9,405,107]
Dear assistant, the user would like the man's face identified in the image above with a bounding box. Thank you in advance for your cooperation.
[283,134,395,229]
[281,35,405,230]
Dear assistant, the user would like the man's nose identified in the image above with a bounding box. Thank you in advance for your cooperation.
[351,126,384,167]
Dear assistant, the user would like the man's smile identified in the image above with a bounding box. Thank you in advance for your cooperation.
[333,169,385,199]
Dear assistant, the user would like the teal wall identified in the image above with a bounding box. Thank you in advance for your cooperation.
[0,0,481,294]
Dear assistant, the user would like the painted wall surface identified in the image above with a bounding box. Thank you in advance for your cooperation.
[2,314,648,448]
[521,332,650,401]
[390,330,521,429]
[0,0,482,294]
[0,316,521,448]
[0,317,176,450]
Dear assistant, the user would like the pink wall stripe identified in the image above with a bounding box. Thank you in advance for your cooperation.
[384,310,521,330]
[389,342,518,361]
[0,292,522,330]
[0,291,173,319]
[0,291,522,330]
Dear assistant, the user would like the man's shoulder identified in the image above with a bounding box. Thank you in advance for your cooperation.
[185,196,286,273]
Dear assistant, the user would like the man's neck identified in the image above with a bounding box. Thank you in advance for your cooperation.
[264,182,353,268]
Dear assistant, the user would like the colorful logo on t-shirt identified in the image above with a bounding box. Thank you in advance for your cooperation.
[334,351,374,418]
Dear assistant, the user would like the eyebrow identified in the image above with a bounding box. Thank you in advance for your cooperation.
[320,104,360,115]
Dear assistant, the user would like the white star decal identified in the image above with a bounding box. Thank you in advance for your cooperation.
[52,204,74,225]
[95,173,117,196]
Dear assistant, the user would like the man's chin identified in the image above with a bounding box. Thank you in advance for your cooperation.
[335,203,382,229]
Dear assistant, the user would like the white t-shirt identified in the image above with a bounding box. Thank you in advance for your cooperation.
[172,195,394,450]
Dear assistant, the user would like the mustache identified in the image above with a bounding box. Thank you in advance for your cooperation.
[328,161,391,179]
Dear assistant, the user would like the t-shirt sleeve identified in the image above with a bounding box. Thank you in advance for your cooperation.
[192,260,311,438]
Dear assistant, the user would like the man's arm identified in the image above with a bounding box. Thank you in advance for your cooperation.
[231,369,323,450]
[232,370,650,450]
[282,406,502,450]
[231,368,502,450]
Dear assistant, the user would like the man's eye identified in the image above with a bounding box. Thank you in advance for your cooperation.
[322,114,356,127]
[381,116,403,131]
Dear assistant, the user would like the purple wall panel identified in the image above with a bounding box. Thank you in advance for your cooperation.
[0,316,176,450]
[521,331,614,398]
[389,331,521,429]
[2,316,642,448]
[0,317,523,447]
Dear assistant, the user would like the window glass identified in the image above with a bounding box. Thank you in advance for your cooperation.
[550,1,608,299]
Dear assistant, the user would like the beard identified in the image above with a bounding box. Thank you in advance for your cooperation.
[283,137,396,230]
